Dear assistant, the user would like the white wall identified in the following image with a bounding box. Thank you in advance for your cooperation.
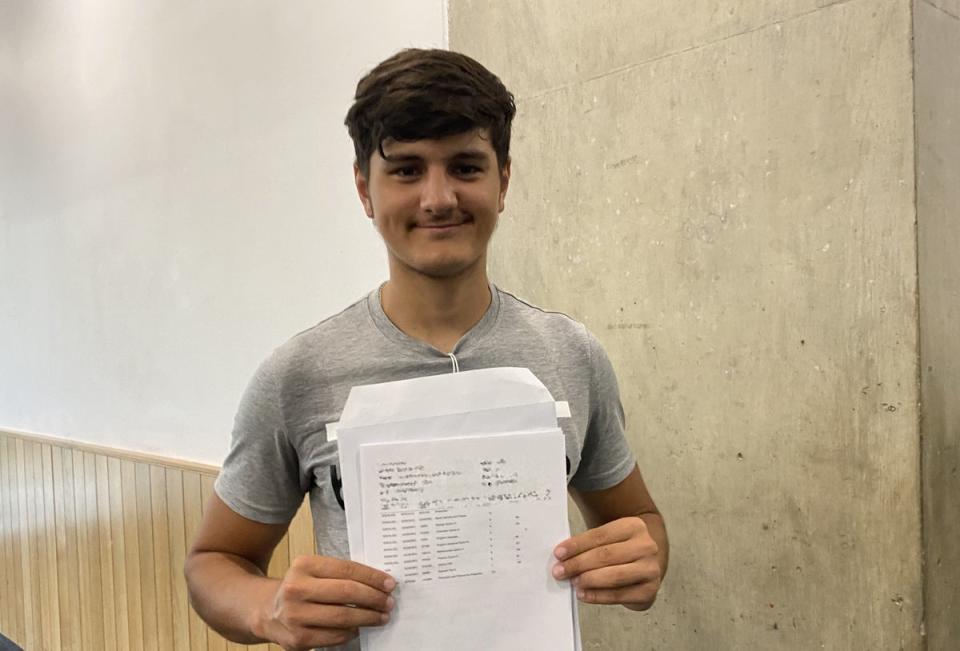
[0,1,447,465]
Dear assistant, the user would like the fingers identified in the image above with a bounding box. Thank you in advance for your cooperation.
[553,518,655,580]
[553,539,657,581]
[281,601,389,630]
[267,556,397,648]
[569,557,659,590]
[549,517,662,610]
[554,517,645,561]
[292,555,396,593]
[576,579,660,610]
[280,577,395,613]
[553,538,646,580]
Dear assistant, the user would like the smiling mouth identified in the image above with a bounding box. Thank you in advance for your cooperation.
[417,218,473,230]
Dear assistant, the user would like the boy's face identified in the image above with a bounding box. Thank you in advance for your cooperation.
[354,129,510,281]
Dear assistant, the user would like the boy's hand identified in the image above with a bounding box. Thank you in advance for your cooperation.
[253,556,396,650]
[551,516,661,611]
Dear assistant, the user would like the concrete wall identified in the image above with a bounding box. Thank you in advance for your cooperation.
[0,1,445,464]
[450,1,924,649]
[915,0,960,648]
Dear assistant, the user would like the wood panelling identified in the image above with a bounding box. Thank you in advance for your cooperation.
[0,430,316,650]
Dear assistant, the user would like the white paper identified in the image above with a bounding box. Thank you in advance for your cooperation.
[335,367,581,651]
[358,432,575,650]
[337,368,558,561]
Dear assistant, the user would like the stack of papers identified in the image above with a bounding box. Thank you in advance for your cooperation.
[336,367,581,651]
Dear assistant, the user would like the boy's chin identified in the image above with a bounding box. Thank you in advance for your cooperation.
[405,255,484,280]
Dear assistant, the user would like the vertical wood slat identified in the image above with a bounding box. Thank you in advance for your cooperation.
[14,439,39,650]
[77,450,105,651]
[120,460,145,651]
[0,437,6,636]
[0,438,8,636]
[151,465,175,651]
[0,432,317,651]
[0,437,6,637]
[107,456,131,649]
[0,435,25,644]
[53,446,81,650]
[135,462,160,651]
[32,443,53,650]
[13,436,26,645]
[95,454,119,651]
[25,442,46,650]
[0,436,9,639]
[0,437,15,642]
[41,444,64,649]
[288,497,317,560]
[22,441,39,649]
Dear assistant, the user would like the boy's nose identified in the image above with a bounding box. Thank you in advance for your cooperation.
[420,168,457,215]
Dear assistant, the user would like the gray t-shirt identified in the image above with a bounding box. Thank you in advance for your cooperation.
[215,284,635,648]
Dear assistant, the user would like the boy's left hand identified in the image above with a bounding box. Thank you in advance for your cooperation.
[551,516,661,611]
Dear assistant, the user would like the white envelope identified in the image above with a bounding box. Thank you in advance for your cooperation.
[335,367,582,651]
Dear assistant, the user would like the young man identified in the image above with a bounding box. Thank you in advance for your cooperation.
[185,49,667,651]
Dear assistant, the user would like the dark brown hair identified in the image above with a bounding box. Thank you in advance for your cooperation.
[345,49,516,177]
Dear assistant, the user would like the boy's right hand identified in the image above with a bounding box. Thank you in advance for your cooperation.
[252,555,397,650]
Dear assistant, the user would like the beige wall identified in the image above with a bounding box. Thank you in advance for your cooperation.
[451,1,924,648]
[916,0,960,648]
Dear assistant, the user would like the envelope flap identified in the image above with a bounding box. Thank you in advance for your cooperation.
[338,367,555,428]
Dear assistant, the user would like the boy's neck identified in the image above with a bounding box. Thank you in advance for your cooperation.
[380,263,492,354]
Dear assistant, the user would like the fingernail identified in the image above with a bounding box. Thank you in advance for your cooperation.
[386,596,395,611]
[384,578,397,591]
[380,613,390,624]
[554,546,568,560]
[552,565,566,579]
[571,576,580,587]
[576,589,585,601]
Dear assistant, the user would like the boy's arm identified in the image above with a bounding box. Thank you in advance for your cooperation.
[554,465,667,611]
[185,492,396,650]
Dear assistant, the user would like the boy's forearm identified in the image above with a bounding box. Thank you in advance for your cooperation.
[184,551,280,644]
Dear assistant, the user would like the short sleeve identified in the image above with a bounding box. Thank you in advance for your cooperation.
[569,334,636,492]
[214,354,307,524]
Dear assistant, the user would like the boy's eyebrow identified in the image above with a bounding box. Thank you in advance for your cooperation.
[380,148,492,163]
[450,149,492,162]
[381,153,422,163]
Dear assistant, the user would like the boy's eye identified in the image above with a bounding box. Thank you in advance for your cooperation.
[390,166,420,177]
[454,164,482,176]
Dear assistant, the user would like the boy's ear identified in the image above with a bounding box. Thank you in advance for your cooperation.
[354,163,375,218]
[498,158,512,213]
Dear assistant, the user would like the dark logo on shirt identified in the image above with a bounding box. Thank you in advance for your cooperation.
[329,464,345,510]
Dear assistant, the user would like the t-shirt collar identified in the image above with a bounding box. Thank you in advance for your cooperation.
[366,282,501,356]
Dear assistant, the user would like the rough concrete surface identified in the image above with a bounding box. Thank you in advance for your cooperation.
[451,0,923,649]
[451,0,861,101]
[922,0,960,20]
[915,1,960,648]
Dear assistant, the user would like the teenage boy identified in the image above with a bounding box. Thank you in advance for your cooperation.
[185,49,668,651]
